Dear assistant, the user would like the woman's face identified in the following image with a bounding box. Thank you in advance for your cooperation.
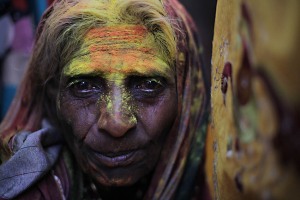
[57,25,177,187]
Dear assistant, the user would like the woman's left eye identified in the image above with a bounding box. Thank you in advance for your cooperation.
[130,77,166,98]
[135,79,163,91]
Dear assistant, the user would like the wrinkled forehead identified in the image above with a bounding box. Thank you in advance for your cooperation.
[63,24,172,78]
[85,25,149,45]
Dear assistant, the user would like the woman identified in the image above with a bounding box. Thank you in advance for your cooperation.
[0,0,209,199]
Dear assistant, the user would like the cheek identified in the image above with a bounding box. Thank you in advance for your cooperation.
[139,89,178,140]
[57,93,99,140]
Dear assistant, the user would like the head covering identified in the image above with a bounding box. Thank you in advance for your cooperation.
[0,0,209,199]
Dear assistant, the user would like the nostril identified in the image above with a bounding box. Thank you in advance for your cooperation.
[98,88,137,138]
[97,111,137,138]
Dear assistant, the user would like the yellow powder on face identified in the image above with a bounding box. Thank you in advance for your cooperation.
[101,87,137,126]
[63,25,172,81]
[63,25,173,124]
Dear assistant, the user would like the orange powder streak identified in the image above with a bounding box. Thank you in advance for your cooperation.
[87,25,148,40]
[87,25,156,62]
[64,25,171,79]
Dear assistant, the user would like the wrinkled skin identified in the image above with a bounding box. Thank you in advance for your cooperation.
[56,26,178,188]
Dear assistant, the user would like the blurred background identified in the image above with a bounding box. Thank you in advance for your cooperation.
[0,0,56,119]
[0,0,216,120]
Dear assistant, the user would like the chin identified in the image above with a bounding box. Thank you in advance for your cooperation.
[92,173,139,187]
[83,165,142,188]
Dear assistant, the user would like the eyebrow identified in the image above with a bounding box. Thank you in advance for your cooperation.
[64,68,174,80]
[63,57,173,79]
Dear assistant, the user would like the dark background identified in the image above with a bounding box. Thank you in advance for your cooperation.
[180,0,217,73]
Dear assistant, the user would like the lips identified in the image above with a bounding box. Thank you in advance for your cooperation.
[89,149,142,168]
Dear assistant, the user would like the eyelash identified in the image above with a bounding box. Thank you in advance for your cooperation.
[129,77,166,98]
[67,79,104,98]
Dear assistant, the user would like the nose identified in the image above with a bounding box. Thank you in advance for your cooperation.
[97,88,137,138]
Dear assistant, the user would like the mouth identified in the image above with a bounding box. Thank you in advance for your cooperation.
[90,149,141,168]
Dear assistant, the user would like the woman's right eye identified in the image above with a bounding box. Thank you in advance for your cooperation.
[67,79,103,97]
